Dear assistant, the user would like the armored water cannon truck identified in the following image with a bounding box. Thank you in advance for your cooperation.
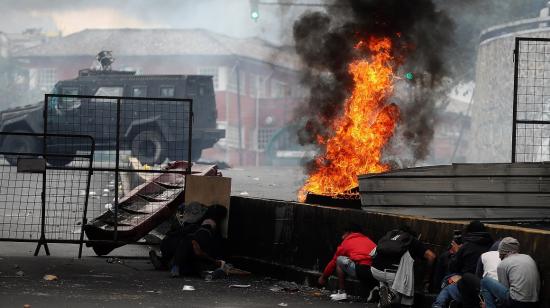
[0,56,224,166]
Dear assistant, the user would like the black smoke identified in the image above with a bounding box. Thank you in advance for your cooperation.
[293,0,455,166]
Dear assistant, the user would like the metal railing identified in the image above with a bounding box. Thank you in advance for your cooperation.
[0,132,94,257]
[512,37,550,162]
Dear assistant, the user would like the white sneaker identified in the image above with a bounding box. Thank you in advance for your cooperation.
[330,290,347,301]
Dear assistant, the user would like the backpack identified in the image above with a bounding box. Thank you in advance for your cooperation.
[375,229,413,258]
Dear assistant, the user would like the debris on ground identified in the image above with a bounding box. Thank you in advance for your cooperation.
[182,285,195,291]
[239,191,249,196]
[278,303,288,307]
[229,284,251,288]
[15,270,24,276]
[106,257,122,264]
[43,274,58,281]
[270,281,299,293]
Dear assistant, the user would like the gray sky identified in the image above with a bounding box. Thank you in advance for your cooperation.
[0,0,323,44]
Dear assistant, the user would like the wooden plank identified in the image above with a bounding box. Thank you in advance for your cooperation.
[359,177,550,193]
[185,175,231,237]
[360,192,550,207]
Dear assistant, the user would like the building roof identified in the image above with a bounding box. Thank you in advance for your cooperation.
[14,28,301,70]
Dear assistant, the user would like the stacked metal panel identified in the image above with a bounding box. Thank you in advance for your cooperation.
[358,163,550,221]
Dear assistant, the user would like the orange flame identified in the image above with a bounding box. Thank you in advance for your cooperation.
[299,37,400,201]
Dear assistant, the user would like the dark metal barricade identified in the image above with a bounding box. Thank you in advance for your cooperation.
[512,37,550,162]
[0,132,94,257]
[44,94,193,254]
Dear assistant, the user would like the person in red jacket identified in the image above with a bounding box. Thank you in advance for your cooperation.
[318,224,377,301]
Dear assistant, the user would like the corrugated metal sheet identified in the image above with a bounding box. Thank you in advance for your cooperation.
[358,163,550,220]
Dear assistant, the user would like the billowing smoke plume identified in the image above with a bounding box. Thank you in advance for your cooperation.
[293,0,454,167]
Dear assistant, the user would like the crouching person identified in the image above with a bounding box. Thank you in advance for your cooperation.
[371,225,436,308]
[480,237,540,308]
[151,204,228,278]
[317,224,377,301]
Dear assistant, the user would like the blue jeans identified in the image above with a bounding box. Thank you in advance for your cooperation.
[432,284,462,308]
[336,256,357,278]
[481,277,509,308]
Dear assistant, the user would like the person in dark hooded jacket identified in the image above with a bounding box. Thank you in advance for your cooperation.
[432,220,493,308]
[448,220,493,275]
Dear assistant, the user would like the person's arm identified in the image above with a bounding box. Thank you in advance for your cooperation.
[447,241,463,273]
[496,262,510,289]
[475,256,484,278]
[318,245,344,285]
[191,240,223,267]
[422,249,436,291]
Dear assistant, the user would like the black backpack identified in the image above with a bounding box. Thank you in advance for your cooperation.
[375,229,413,257]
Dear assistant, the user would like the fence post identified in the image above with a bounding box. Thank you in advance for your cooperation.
[511,37,520,163]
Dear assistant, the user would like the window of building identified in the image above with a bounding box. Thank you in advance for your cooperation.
[250,74,269,98]
[225,125,245,149]
[257,127,278,150]
[272,80,290,98]
[227,70,246,94]
[94,86,123,97]
[198,67,219,90]
[160,86,175,97]
[37,68,57,91]
[132,86,147,97]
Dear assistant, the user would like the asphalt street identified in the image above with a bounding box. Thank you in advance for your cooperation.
[0,242,370,308]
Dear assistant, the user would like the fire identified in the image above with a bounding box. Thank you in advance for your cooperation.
[299,37,400,201]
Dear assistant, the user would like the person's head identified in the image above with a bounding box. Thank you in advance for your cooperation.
[342,223,362,239]
[464,220,486,234]
[398,224,418,238]
[452,229,463,245]
[201,218,217,230]
[202,204,228,225]
[498,237,520,260]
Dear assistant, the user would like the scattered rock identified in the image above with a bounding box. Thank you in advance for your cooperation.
[182,285,195,291]
[43,274,58,281]
[271,281,299,292]
[229,284,251,288]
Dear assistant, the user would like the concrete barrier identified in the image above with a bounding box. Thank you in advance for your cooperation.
[228,196,549,307]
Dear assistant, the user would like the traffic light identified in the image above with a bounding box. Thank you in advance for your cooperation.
[250,0,260,21]
[405,72,414,80]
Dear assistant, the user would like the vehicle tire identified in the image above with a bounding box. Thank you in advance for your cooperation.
[167,146,202,162]
[46,149,76,167]
[130,130,165,165]
[2,132,40,166]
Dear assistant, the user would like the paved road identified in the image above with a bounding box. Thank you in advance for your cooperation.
[222,166,305,202]
[0,242,370,308]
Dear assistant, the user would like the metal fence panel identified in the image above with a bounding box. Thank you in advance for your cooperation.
[45,94,192,252]
[513,37,550,162]
[0,132,94,256]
